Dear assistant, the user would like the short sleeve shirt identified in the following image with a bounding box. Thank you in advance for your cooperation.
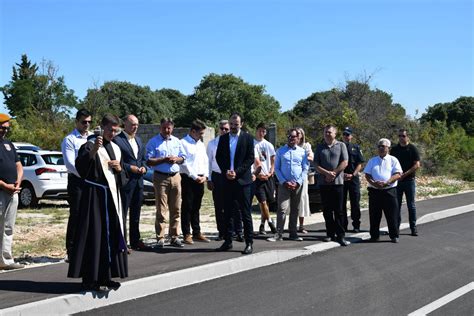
[344,142,364,174]
[363,154,403,188]
[315,140,348,185]
[390,143,420,181]
[254,138,276,175]
[0,139,19,184]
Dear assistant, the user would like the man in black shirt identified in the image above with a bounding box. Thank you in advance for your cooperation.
[390,129,421,236]
[342,127,364,233]
[0,113,24,270]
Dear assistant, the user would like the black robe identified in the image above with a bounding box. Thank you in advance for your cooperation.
[67,139,128,282]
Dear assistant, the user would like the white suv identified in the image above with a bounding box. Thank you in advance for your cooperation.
[17,149,68,208]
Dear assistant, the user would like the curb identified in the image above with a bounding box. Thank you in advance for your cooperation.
[2,204,473,315]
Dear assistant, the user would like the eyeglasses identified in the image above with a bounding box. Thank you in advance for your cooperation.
[398,135,407,138]
[343,133,350,136]
[220,127,229,131]
[81,120,92,125]
[378,145,388,148]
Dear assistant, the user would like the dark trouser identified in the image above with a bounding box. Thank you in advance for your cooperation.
[223,180,253,244]
[368,187,399,239]
[66,174,85,256]
[343,177,361,230]
[181,174,204,237]
[396,179,417,230]
[212,172,226,237]
[121,178,144,247]
[320,185,345,238]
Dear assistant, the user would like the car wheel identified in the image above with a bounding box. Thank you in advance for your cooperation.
[19,183,39,208]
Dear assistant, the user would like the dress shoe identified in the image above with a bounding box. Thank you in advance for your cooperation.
[322,236,336,242]
[132,240,152,251]
[235,234,244,242]
[411,228,418,236]
[259,224,267,235]
[183,234,194,244]
[242,243,253,255]
[1,262,25,270]
[369,237,380,242]
[102,280,121,291]
[216,241,233,251]
[82,281,107,292]
[268,221,277,234]
[194,234,210,243]
[391,237,399,243]
[336,237,350,246]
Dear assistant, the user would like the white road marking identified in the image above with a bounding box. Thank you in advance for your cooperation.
[408,282,474,316]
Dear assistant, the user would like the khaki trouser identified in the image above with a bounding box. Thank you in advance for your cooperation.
[153,172,182,240]
[0,190,18,267]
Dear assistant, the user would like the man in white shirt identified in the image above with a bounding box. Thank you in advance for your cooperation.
[180,119,210,244]
[61,108,92,259]
[364,138,402,243]
[253,122,277,235]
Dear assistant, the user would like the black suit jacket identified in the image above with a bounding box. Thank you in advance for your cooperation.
[216,131,255,186]
[113,131,147,188]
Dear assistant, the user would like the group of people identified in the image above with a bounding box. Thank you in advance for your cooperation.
[0,110,421,293]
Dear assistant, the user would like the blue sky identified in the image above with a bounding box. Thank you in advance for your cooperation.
[1,0,472,118]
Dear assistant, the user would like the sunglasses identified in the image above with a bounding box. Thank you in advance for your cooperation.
[343,133,350,136]
[378,145,388,148]
[220,127,229,131]
[81,120,92,125]
[398,135,407,138]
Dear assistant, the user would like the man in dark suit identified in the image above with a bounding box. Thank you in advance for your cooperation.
[216,113,255,255]
[113,114,150,251]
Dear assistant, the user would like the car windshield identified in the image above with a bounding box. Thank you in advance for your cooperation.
[42,154,64,165]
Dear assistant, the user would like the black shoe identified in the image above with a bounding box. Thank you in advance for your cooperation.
[268,221,277,234]
[102,280,121,290]
[216,241,233,252]
[336,237,350,246]
[242,243,253,255]
[391,237,399,243]
[259,224,266,235]
[82,281,107,292]
[235,234,244,242]
[369,237,380,242]
[131,240,152,251]
[322,236,336,242]
[411,228,418,236]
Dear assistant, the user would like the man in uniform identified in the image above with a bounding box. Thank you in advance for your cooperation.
[342,127,364,233]
[390,129,421,236]
[0,113,24,270]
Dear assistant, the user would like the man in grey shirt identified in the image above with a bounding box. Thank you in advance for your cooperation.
[315,124,349,246]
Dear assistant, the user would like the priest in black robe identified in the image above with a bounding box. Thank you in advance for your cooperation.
[68,114,128,291]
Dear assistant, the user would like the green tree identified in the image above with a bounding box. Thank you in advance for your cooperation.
[80,81,174,124]
[185,73,281,129]
[156,88,188,126]
[419,96,474,136]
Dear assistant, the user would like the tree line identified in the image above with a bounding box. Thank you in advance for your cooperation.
[2,54,473,181]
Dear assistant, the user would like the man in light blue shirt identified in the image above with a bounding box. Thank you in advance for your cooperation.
[146,118,186,248]
[268,128,308,242]
[61,108,93,259]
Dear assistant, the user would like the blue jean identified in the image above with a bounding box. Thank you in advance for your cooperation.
[396,179,417,230]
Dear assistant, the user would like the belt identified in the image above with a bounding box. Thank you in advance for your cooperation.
[155,171,178,177]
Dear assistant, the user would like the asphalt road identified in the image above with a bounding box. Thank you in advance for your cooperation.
[82,212,474,315]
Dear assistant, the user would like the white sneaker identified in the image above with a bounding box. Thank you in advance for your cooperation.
[267,234,283,242]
